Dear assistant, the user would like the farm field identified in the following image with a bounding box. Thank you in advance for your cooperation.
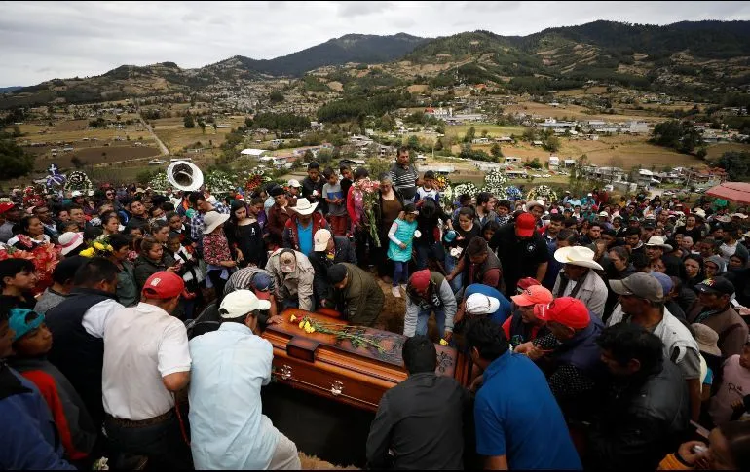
[151,116,246,154]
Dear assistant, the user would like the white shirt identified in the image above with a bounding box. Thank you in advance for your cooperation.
[102,302,191,420]
[82,299,123,338]
[189,322,279,469]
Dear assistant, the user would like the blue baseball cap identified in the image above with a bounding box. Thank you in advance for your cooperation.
[251,272,273,301]
[8,309,44,342]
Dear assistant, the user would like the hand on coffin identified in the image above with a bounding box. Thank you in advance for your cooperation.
[267,315,284,325]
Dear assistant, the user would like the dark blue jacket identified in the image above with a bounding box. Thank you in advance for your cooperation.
[0,363,75,470]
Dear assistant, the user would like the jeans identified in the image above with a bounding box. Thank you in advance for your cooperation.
[103,413,193,470]
[444,253,463,293]
[415,240,445,271]
[393,261,409,286]
[416,308,445,337]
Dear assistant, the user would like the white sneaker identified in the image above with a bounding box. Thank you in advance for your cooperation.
[392,286,401,298]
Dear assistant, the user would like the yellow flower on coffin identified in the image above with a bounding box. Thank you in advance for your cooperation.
[79,247,96,258]
[298,321,305,329]
[303,321,313,333]
[439,339,448,346]
[308,327,316,333]
[290,314,297,323]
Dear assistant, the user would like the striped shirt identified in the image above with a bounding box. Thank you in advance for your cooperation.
[389,164,419,200]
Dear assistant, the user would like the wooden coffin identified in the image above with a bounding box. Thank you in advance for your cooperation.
[261,309,471,412]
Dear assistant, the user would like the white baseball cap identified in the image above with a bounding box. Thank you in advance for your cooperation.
[314,229,332,252]
[71,190,83,198]
[219,290,271,318]
[465,293,500,315]
[288,179,302,188]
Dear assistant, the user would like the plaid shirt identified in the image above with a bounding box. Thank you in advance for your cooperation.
[191,201,230,242]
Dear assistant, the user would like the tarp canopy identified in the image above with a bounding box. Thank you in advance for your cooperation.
[706,182,750,204]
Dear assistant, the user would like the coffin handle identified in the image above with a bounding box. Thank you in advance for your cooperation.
[280,365,292,381]
[330,380,344,396]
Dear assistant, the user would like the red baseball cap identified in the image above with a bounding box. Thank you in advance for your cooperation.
[409,269,432,294]
[142,272,185,300]
[511,285,553,307]
[533,297,590,329]
[515,212,536,237]
[517,277,541,291]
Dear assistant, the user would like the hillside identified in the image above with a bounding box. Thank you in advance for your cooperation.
[2,20,750,109]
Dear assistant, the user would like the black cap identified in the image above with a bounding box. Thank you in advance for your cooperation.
[695,276,735,296]
[327,264,348,284]
[623,227,641,237]
[643,222,656,230]
[269,186,285,197]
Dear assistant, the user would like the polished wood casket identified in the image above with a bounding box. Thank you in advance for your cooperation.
[261,309,471,412]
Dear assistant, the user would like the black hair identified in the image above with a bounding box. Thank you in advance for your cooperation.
[483,220,501,234]
[83,226,103,241]
[465,317,509,362]
[720,420,750,470]
[631,251,650,271]
[402,335,437,375]
[563,218,578,228]
[161,201,175,212]
[423,170,435,180]
[52,256,87,285]
[166,211,180,222]
[458,194,471,205]
[397,145,409,155]
[102,213,120,227]
[476,192,492,206]
[596,323,663,374]
[307,162,320,170]
[339,163,351,172]
[0,259,35,288]
[16,215,41,236]
[188,191,205,206]
[322,167,335,179]
[402,203,417,214]
[609,245,630,264]
[457,207,475,220]
[150,219,170,236]
[108,234,131,251]
[66,203,83,212]
[466,235,488,256]
[556,229,579,245]
[549,214,565,223]
[72,257,118,288]
[495,200,511,210]
[354,167,369,179]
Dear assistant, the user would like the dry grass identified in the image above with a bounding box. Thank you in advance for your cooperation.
[151,116,246,153]
[704,142,750,160]
[506,101,673,124]
[299,452,358,470]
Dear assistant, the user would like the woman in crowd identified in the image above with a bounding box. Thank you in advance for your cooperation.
[101,213,122,237]
[149,220,171,247]
[374,173,404,281]
[684,255,705,286]
[347,167,373,268]
[105,234,138,307]
[8,215,51,249]
[675,215,704,243]
[444,206,481,293]
[726,252,750,308]
[202,211,236,304]
[660,420,750,470]
[133,236,176,291]
[224,200,265,269]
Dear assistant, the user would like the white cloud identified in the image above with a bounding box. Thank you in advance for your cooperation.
[0,1,749,87]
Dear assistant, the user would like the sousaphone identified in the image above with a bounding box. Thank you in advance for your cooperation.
[168,160,204,192]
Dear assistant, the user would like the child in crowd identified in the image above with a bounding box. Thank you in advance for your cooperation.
[416,171,439,204]
[483,220,501,242]
[496,200,512,225]
[451,194,472,223]
[444,207,481,293]
[387,203,419,298]
[709,337,750,426]
[167,232,203,319]
[339,164,353,202]
[7,308,97,467]
[322,167,347,236]
[202,212,236,304]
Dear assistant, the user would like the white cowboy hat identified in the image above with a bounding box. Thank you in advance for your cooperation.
[693,209,706,219]
[290,198,318,216]
[554,246,603,271]
[203,210,230,235]
[526,200,545,212]
[645,236,673,252]
[731,213,748,219]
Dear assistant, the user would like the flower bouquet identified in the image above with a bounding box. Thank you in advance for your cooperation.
[0,241,60,295]
[440,185,454,211]
[433,175,451,191]
[148,171,170,193]
[482,169,507,197]
[505,186,522,201]
[527,185,557,202]
[64,170,93,194]
[289,314,385,351]
[243,169,271,194]
[78,236,114,258]
[205,169,235,196]
[452,182,480,199]
[353,177,381,247]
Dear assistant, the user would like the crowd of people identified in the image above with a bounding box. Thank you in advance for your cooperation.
[1,146,750,470]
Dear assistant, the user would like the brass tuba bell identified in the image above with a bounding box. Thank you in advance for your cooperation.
[167,160,204,192]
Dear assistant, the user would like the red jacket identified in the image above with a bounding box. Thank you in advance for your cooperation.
[282,212,328,253]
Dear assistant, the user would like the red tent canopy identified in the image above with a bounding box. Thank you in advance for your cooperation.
[706,182,750,204]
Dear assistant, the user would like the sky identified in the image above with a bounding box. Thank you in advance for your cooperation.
[1,1,750,87]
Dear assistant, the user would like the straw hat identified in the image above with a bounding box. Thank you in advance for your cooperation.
[290,198,318,216]
[203,211,230,234]
[692,323,721,357]
[645,236,673,252]
[553,246,603,271]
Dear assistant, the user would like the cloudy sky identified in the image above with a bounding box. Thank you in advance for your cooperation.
[2,1,750,87]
